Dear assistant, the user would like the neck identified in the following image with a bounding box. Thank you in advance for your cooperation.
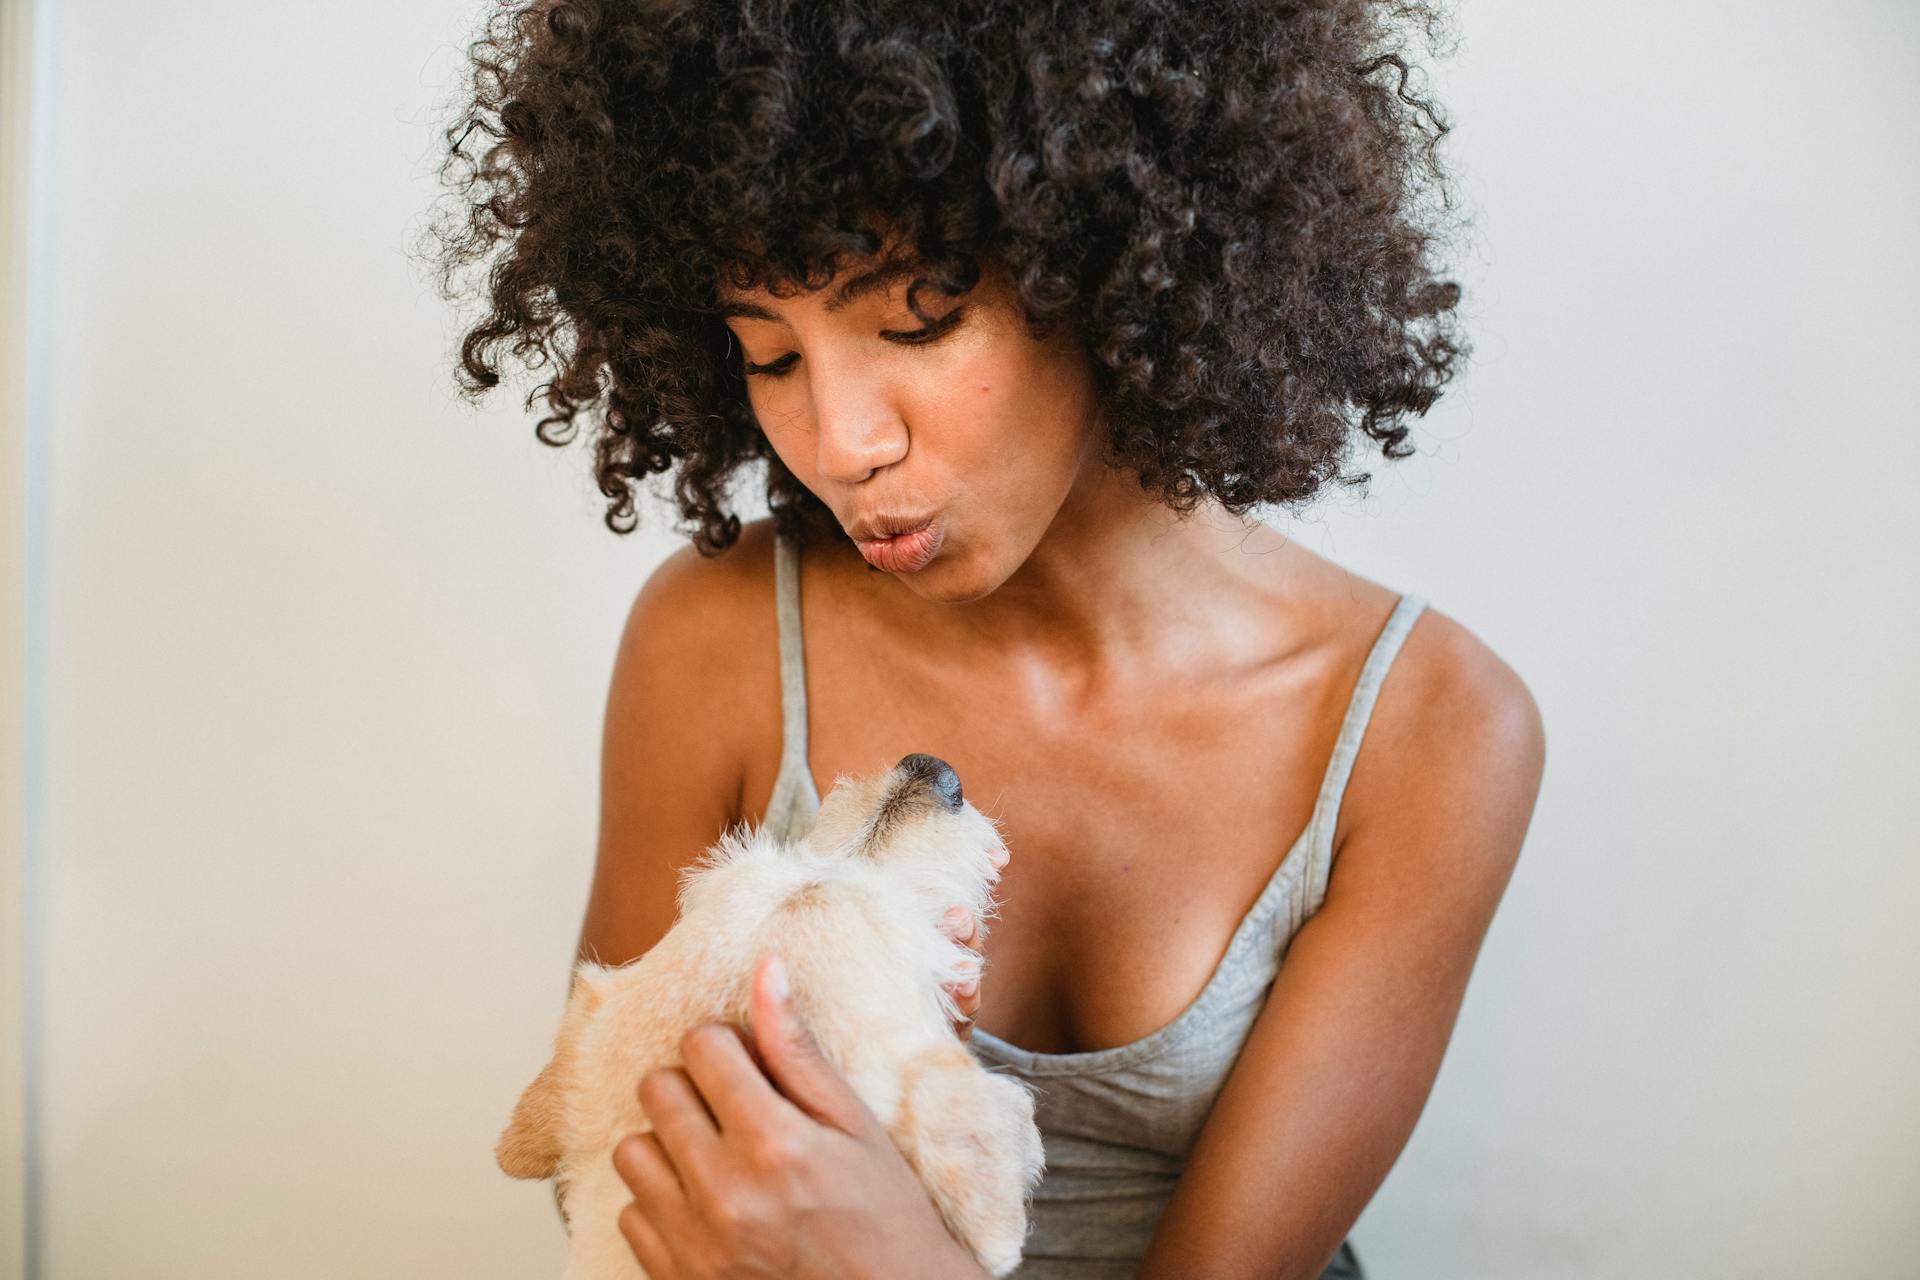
[947,464,1299,683]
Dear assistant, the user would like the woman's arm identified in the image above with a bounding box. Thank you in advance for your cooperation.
[545,544,755,1230]
[1138,615,1546,1280]
[576,542,762,975]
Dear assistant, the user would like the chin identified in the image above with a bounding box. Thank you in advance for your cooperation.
[907,545,1006,604]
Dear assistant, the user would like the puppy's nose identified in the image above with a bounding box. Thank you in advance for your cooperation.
[896,753,964,811]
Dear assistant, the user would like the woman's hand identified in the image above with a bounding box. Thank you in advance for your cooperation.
[612,952,985,1280]
[939,906,986,1042]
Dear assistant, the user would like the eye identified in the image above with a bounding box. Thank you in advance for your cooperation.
[742,352,799,379]
[741,306,968,380]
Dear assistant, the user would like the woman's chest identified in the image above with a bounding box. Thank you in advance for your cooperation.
[802,657,1347,1056]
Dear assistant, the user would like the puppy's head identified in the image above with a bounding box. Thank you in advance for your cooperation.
[805,753,1008,922]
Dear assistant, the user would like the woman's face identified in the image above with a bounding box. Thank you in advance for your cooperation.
[716,253,1105,601]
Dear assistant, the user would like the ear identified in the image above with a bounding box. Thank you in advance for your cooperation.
[495,964,608,1180]
[496,1055,566,1179]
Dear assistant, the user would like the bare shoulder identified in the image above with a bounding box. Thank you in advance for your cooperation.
[1276,541,1544,779]
[576,518,783,968]
[629,516,781,633]
[611,518,781,764]
[1334,579,1548,894]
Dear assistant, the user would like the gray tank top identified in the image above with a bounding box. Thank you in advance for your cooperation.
[763,530,1424,1279]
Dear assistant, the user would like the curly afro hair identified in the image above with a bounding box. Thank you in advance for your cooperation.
[420,0,1470,556]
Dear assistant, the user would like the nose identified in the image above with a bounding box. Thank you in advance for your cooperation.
[896,753,963,811]
[807,363,908,483]
[815,410,909,485]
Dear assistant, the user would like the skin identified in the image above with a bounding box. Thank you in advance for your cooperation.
[589,241,1547,1279]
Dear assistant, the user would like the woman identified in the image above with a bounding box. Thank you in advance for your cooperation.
[428,0,1545,1275]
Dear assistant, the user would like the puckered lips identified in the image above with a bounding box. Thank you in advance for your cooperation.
[849,512,944,573]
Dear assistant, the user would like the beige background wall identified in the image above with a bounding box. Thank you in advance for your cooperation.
[4,0,40,1276]
[10,1,1918,1276]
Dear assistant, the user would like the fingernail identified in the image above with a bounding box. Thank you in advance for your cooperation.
[767,954,789,1002]
[956,980,979,998]
[943,907,967,928]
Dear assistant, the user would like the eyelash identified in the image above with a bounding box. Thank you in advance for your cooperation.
[740,307,967,380]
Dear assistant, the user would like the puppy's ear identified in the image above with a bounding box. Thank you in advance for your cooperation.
[496,964,608,1180]
[496,1055,566,1179]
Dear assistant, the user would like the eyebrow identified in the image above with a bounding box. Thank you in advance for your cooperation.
[714,259,925,324]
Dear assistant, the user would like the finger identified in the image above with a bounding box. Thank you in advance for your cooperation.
[947,944,984,988]
[946,978,981,1036]
[941,906,979,947]
[613,1130,686,1216]
[748,951,872,1135]
[635,1067,722,1191]
[679,1022,787,1137]
[617,1198,678,1277]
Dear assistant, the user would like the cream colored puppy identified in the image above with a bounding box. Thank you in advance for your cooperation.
[497,753,1046,1278]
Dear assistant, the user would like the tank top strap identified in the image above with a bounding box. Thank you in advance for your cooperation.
[1300,593,1428,918]
[766,531,821,839]
[773,530,809,763]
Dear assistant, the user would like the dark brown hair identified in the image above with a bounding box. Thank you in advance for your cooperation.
[419,0,1471,554]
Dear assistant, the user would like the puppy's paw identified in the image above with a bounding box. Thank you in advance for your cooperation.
[891,1043,1045,1275]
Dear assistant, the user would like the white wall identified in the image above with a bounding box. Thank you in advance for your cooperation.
[3,0,42,1276]
[14,2,1917,1276]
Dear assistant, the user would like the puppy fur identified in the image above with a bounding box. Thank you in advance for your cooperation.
[497,755,1047,1278]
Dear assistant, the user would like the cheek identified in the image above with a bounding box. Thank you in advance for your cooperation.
[956,381,1082,503]
[756,418,814,481]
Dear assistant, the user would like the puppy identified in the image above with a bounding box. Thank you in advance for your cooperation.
[497,753,1046,1278]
